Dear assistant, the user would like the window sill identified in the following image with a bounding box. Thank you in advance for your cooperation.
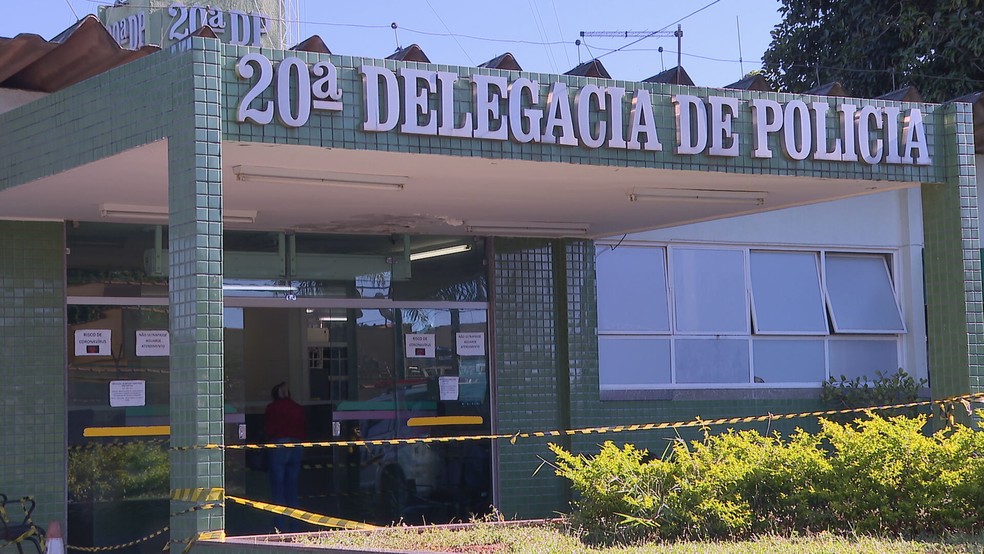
[599,387,821,402]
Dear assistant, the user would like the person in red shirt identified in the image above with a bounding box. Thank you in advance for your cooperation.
[264,381,306,531]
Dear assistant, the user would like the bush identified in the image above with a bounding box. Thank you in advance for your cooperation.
[551,412,984,544]
[819,368,927,420]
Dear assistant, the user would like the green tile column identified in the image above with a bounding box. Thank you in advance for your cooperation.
[0,221,66,529]
[493,238,578,518]
[922,101,982,407]
[166,37,226,543]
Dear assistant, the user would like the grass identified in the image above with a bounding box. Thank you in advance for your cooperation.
[294,520,984,553]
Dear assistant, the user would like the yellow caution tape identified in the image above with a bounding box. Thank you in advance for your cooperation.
[225,496,378,530]
[65,505,221,552]
[170,488,224,503]
[171,391,984,452]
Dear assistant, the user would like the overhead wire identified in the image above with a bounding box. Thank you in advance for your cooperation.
[526,0,559,73]
[424,0,475,65]
[549,0,572,68]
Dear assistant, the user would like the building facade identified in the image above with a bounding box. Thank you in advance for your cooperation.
[1,2,982,549]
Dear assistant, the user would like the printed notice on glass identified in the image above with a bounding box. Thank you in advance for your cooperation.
[456,332,486,356]
[136,330,170,356]
[109,380,146,407]
[405,334,435,358]
[439,376,459,400]
[75,329,111,356]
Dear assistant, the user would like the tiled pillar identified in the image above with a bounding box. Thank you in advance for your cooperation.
[0,221,66,528]
[167,37,226,541]
[493,238,594,518]
[921,102,982,407]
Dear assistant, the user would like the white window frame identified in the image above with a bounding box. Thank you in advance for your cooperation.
[822,252,907,334]
[595,242,908,391]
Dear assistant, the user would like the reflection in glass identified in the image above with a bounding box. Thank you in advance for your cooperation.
[66,305,170,551]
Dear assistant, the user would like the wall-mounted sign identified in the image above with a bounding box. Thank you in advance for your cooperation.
[136,330,170,357]
[168,3,269,47]
[107,12,146,49]
[75,329,111,356]
[104,2,270,50]
[456,332,486,356]
[235,54,933,167]
[405,334,435,358]
[110,380,146,407]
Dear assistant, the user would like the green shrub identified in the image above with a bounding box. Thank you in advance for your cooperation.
[551,412,984,544]
[68,442,170,503]
[820,368,927,420]
[549,441,675,545]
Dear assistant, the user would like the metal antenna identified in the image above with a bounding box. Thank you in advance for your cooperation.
[674,24,683,83]
[579,26,679,77]
[736,16,744,77]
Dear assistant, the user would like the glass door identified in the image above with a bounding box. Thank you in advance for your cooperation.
[225,303,492,533]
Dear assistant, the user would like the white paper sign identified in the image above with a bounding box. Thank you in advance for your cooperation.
[75,329,111,356]
[136,330,170,356]
[439,376,459,401]
[456,332,486,356]
[405,334,435,358]
[109,380,146,407]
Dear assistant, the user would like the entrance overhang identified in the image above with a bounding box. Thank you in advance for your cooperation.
[0,139,916,238]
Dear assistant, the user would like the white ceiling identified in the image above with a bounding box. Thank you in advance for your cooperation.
[0,140,915,238]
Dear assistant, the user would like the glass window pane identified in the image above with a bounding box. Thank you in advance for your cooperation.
[828,339,899,382]
[753,339,826,383]
[825,254,905,333]
[599,337,671,387]
[596,246,670,332]
[672,248,748,334]
[675,338,750,384]
[750,251,827,334]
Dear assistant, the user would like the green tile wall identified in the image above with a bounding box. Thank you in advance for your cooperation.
[922,102,981,406]
[0,37,228,545]
[492,238,568,518]
[165,37,227,542]
[0,221,66,529]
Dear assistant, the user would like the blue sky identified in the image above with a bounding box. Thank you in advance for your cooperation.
[0,0,782,87]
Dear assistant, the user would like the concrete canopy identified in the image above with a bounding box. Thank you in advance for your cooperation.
[0,138,913,238]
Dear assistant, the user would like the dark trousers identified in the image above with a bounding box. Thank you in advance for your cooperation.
[267,440,303,531]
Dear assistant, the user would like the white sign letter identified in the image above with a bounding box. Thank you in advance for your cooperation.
[574,84,607,149]
[673,94,706,155]
[750,98,782,158]
[541,82,577,146]
[627,89,662,151]
[708,96,739,157]
[508,78,541,143]
[399,68,437,135]
[361,65,400,132]
[473,74,509,140]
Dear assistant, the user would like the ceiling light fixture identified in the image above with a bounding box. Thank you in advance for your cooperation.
[232,165,407,191]
[318,316,348,322]
[409,244,473,261]
[465,221,590,237]
[628,189,767,205]
[100,204,257,224]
